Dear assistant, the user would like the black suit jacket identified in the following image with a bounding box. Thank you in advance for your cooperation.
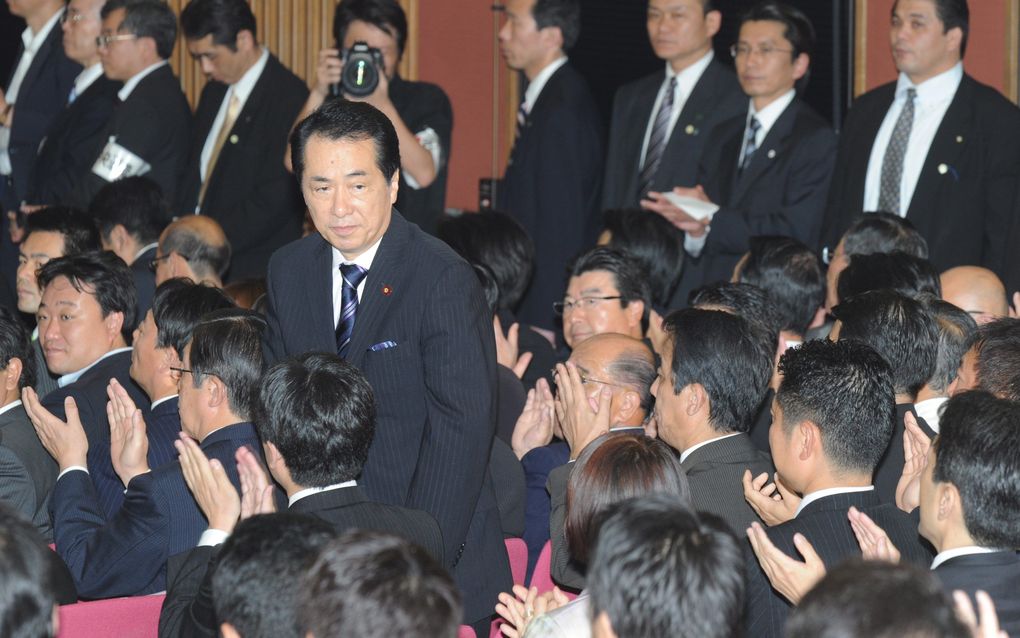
[41,350,151,518]
[131,244,157,326]
[262,212,509,623]
[25,73,121,205]
[820,75,1020,280]
[497,62,604,331]
[873,403,936,506]
[692,98,837,288]
[681,433,774,536]
[32,334,59,398]
[146,395,181,472]
[934,551,1020,637]
[73,64,191,208]
[175,54,307,281]
[602,59,745,210]
[744,490,934,637]
[0,402,58,540]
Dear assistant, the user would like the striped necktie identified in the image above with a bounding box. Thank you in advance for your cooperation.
[335,263,368,357]
[878,87,917,215]
[739,116,762,174]
[638,76,677,198]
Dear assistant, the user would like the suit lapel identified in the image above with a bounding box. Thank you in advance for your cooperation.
[620,72,664,199]
[732,100,800,203]
[306,236,337,352]
[16,23,60,99]
[673,61,725,142]
[208,57,276,183]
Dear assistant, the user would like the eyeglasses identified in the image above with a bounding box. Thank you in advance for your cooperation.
[730,44,794,59]
[552,296,623,315]
[169,366,193,380]
[61,10,90,25]
[96,33,138,48]
[550,366,628,389]
[148,252,190,273]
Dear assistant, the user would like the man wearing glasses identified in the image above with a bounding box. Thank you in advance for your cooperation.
[72,0,190,208]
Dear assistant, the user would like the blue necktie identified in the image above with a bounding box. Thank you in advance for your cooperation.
[739,116,762,174]
[336,263,368,357]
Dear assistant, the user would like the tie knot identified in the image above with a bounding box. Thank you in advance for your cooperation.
[749,117,761,133]
[906,87,917,101]
[340,263,368,288]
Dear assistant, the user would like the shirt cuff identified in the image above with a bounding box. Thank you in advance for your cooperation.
[198,529,231,547]
[684,227,710,258]
[57,466,89,481]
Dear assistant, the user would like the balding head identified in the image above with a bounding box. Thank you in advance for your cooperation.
[567,333,656,427]
[940,266,1008,324]
[155,216,231,287]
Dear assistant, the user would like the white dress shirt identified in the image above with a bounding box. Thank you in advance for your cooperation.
[71,63,105,103]
[331,237,383,328]
[0,399,23,416]
[930,545,1000,570]
[199,47,269,183]
[679,432,742,463]
[863,63,963,216]
[914,396,947,434]
[57,347,133,388]
[118,61,169,102]
[522,56,568,115]
[638,50,715,167]
[794,485,874,518]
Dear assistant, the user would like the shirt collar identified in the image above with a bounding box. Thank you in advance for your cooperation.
[331,234,384,273]
[229,46,269,104]
[895,62,963,105]
[73,63,105,98]
[914,396,947,434]
[288,480,357,507]
[22,8,63,52]
[57,347,132,388]
[664,49,714,93]
[150,394,178,410]
[134,241,158,262]
[748,88,797,137]
[679,431,742,463]
[0,399,23,417]
[118,60,168,101]
[931,546,1000,570]
[794,485,874,518]
[523,56,568,113]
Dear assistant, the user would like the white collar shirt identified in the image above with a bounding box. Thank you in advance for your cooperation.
[522,56,568,114]
[331,236,384,327]
[638,50,715,167]
[794,485,874,518]
[199,47,269,182]
[118,60,168,102]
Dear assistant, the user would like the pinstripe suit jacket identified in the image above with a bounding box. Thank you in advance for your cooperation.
[263,211,510,623]
[51,422,259,599]
[744,489,934,637]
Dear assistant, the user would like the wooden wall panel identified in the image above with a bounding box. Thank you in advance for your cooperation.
[164,0,417,108]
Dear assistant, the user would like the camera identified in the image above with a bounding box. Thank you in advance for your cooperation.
[330,41,385,98]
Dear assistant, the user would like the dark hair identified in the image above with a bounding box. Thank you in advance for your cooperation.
[257,353,376,487]
[0,307,35,390]
[151,279,236,358]
[212,513,337,638]
[787,560,967,638]
[180,0,257,48]
[834,290,939,397]
[661,308,774,434]
[161,222,232,280]
[972,318,1020,402]
[88,176,168,246]
[925,299,977,394]
[37,252,137,343]
[601,209,685,308]
[605,340,657,416]
[689,281,784,345]
[471,263,500,313]
[291,99,400,184]
[588,496,744,638]
[739,1,815,59]
[299,530,462,638]
[894,0,969,57]
[101,0,178,60]
[437,211,535,312]
[0,505,57,638]
[739,236,823,336]
[840,212,928,260]
[333,0,408,58]
[532,0,581,49]
[565,433,691,566]
[23,206,101,256]
[569,247,651,329]
[837,251,940,302]
[934,391,1020,547]
[777,339,896,475]
[185,309,266,421]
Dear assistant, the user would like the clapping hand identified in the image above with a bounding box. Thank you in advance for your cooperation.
[176,433,240,533]
[896,411,931,513]
[746,522,825,604]
[743,469,801,526]
[511,378,555,459]
[848,506,901,563]
[553,362,611,460]
[955,590,1009,638]
[495,585,569,638]
[237,446,275,518]
[23,388,88,470]
[107,378,149,486]
[494,315,534,380]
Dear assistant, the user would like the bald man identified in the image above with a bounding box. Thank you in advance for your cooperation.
[941,266,1009,324]
[153,215,231,287]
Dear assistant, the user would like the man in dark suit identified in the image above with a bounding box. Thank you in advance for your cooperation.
[0,307,57,540]
[496,0,603,335]
[35,252,150,518]
[262,99,508,632]
[744,339,932,638]
[72,0,190,208]
[177,0,308,281]
[644,2,836,292]
[25,0,120,207]
[603,0,744,212]
[23,310,265,599]
[821,0,1020,282]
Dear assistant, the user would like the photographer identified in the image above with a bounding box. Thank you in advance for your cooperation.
[290,0,452,234]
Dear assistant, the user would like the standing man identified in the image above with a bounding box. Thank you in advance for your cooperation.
[496,0,603,336]
[602,0,744,213]
[178,0,308,281]
[820,0,1020,280]
[263,100,509,633]
[72,0,191,208]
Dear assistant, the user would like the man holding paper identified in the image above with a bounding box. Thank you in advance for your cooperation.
[642,2,836,290]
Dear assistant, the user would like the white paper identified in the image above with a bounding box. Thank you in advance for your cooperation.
[662,193,719,221]
[92,137,152,182]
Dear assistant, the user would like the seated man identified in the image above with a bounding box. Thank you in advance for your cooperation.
[559,247,651,351]
[940,265,1010,324]
[153,215,231,289]
[951,317,1020,402]
[744,339,932,638]
[914,299,976,432]
[0,504,68,637]
[0,307,56,540]
[298,530,463,638]
[36,251,148,517]
[24,310,265,598]
[835,251,941,303]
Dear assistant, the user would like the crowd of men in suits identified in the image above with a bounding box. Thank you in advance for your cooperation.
[1,0,1020,636]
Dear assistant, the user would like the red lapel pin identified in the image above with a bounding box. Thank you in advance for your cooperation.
[382,285,393,296]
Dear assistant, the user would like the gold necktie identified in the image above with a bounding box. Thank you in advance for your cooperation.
[198,92,241,208]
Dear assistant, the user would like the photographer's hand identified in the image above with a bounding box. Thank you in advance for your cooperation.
[313,48,343,99]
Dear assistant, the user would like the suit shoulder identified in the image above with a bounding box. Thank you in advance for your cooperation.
[962,76,1020,118]
[852,81,897,108]
[615,70,665,101]
[268,233,325,271]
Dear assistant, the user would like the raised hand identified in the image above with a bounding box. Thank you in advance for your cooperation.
[747,522,826,604]
[554,362,612,460]
[176,433,240,533]
[494,315,534,380]
[236,446,275,519]
[954,590,1009,638]
[511,384,554,459]
[848,506,901,563]
[896,411,931,513]
[743,469,801,526]
[107,378,149,486]
[494,584,565,638]
[23,388,88,470]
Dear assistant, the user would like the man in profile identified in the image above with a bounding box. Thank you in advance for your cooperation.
[153,216,231,289]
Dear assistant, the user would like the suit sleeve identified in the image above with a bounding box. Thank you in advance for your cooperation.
[979,102,1020,277]
[601,87,632,210]
[260,257,288,366]
[158,546,219,638]
[0,445,38,525]
[406,259,497,566]
[546,462,585,590]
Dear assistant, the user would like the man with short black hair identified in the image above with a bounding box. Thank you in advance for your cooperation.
[178,0,308,281]
[835,251,941,304]
[0,504,64,638]
[154,215,231,288]
[560,247,651,350]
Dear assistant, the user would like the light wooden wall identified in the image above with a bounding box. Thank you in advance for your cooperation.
[163,0,418,108]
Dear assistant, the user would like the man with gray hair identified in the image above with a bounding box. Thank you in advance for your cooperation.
[153,215,231,288]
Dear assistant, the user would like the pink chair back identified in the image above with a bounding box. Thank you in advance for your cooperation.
[504,537,528,586]
[530,540,556,592]
[57,594,165,638]
[458,625,477,638]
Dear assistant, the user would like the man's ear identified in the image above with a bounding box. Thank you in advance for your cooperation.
[792,53,810,82]
[104,311,126,343]
[704,9,722,38]
[798,420,820,461]
[684,382,708,417]
[615,389,641,423]
[206,374,227,410]
[389,170,400,204]
[2,356,23,393]
[626,300,645,330]
[937,482,960,522]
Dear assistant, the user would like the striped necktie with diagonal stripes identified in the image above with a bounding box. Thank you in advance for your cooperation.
[638,75,677,198]
[335,263,368,357]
